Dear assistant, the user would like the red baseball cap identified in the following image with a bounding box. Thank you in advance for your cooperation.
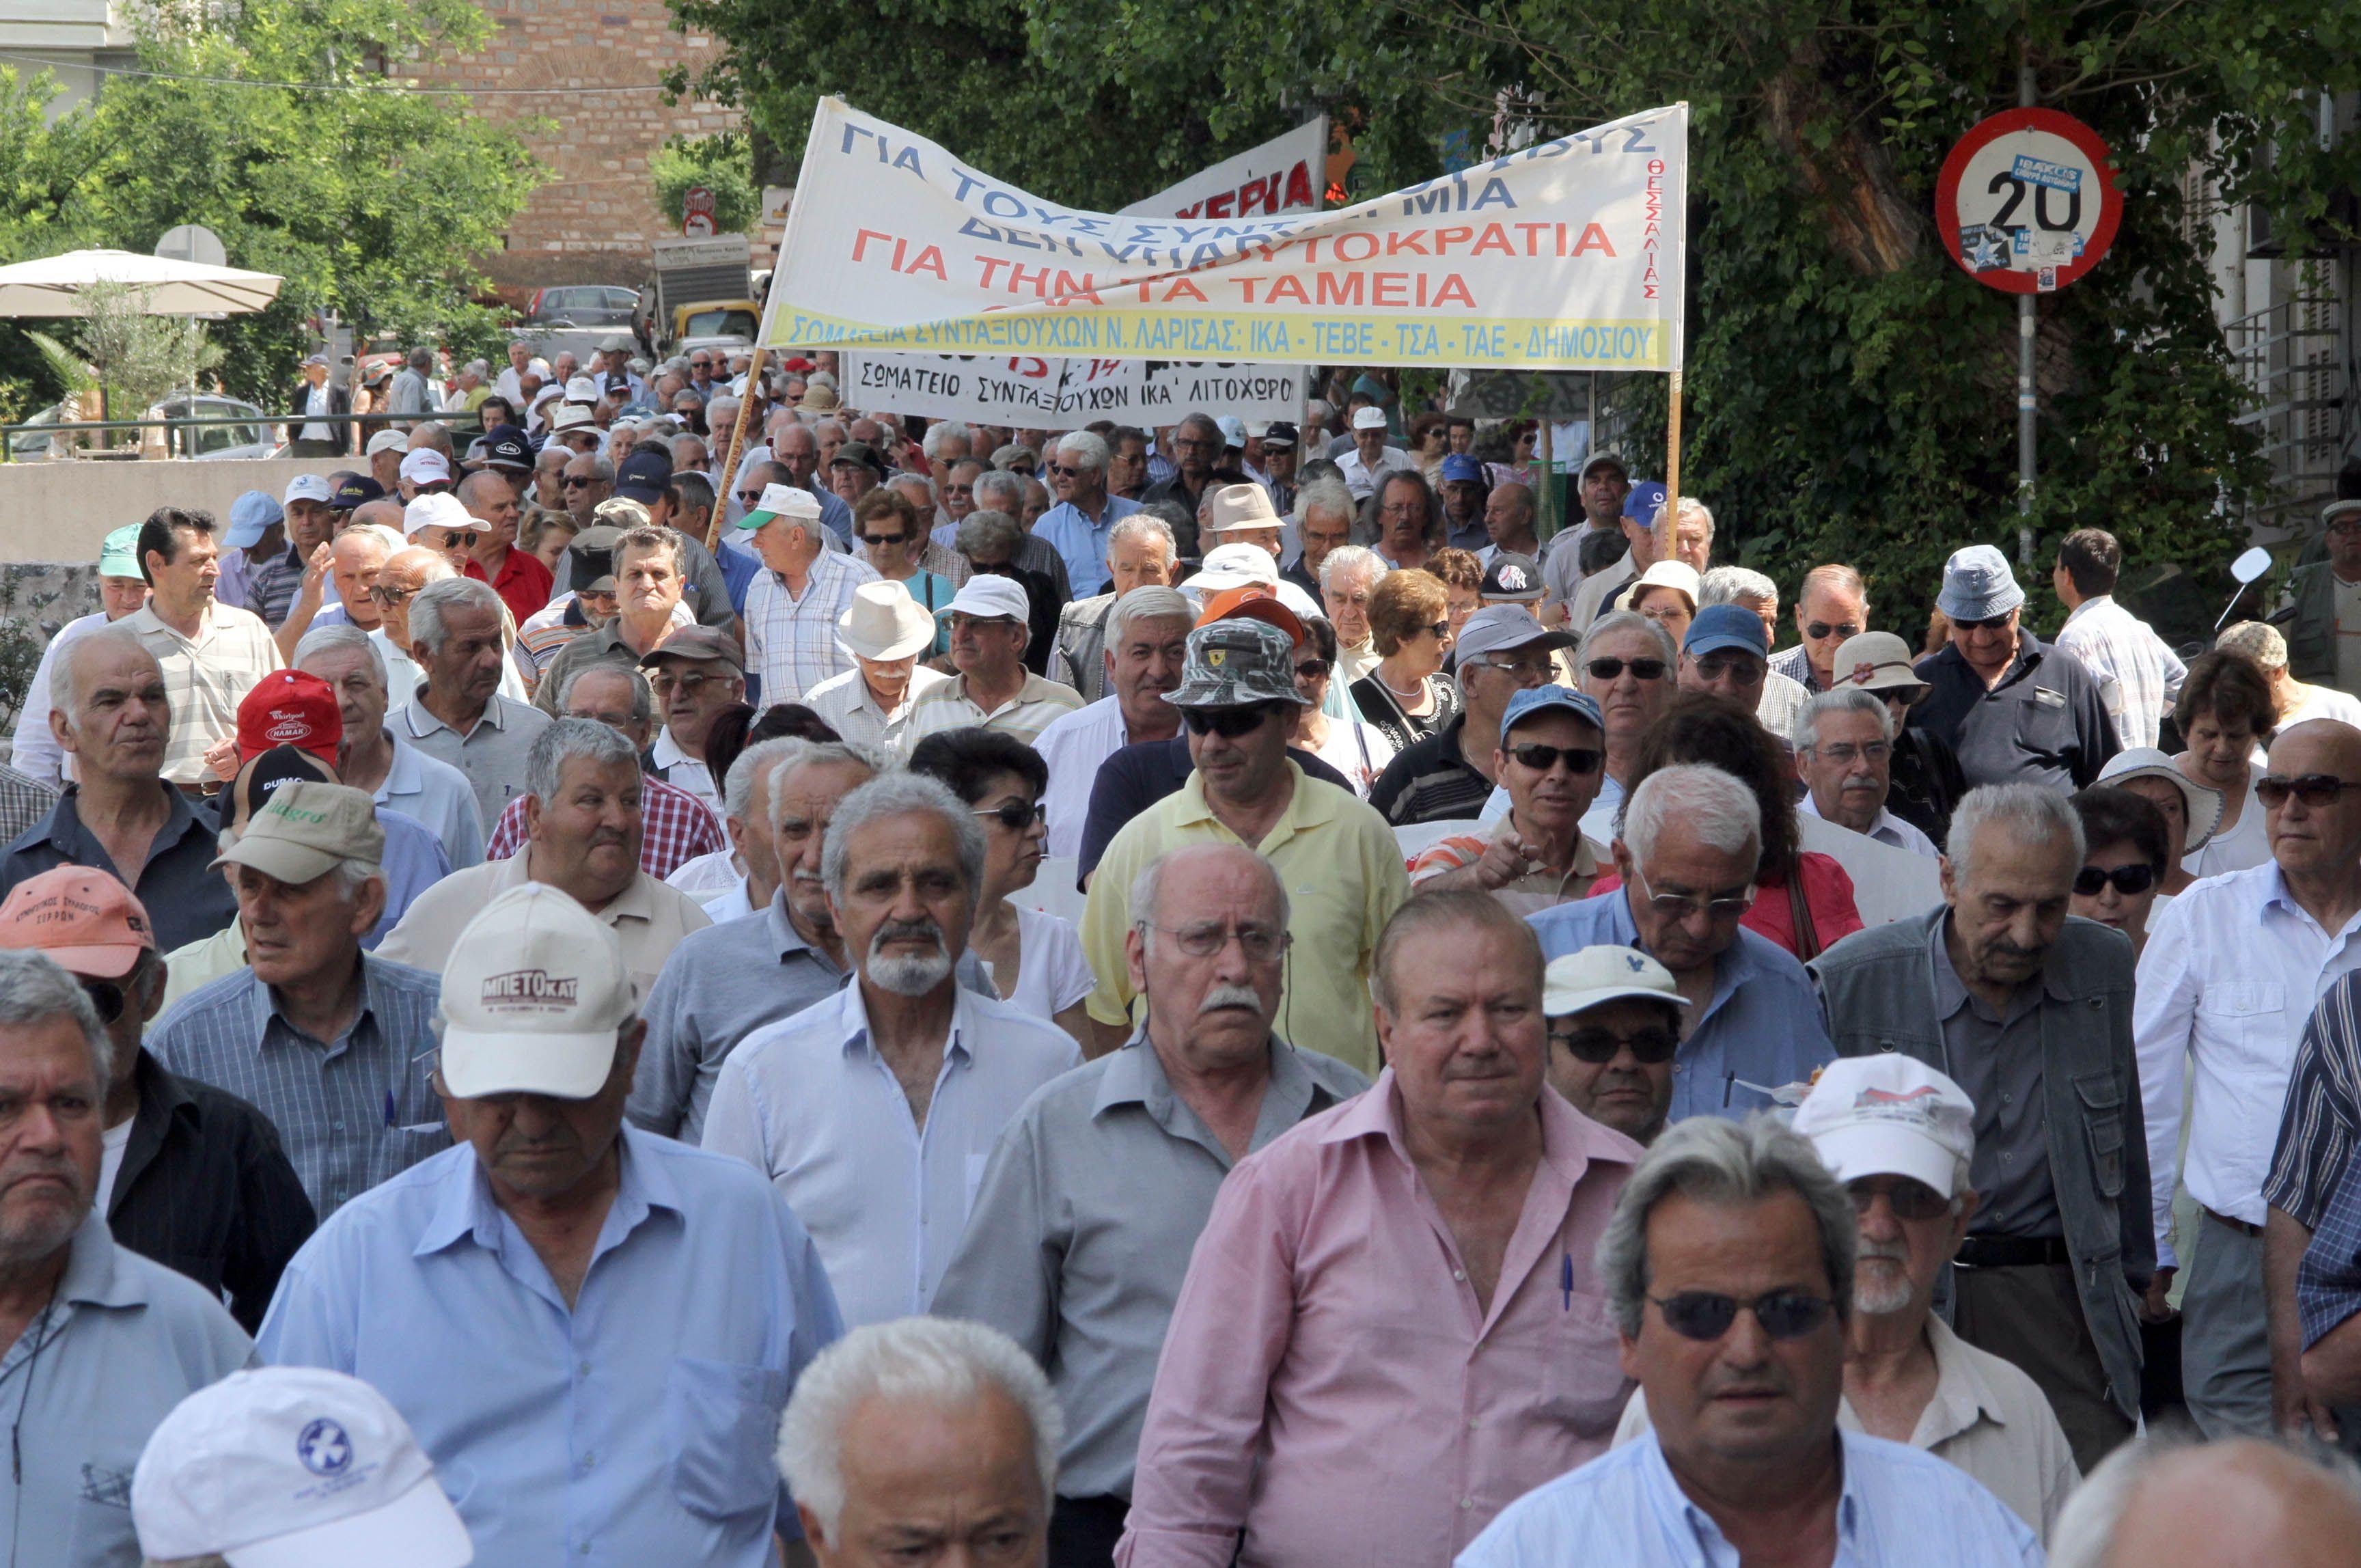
[0,866,154,976]
[237,670,342,767]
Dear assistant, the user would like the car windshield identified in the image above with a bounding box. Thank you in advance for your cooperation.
[683,308,758,339]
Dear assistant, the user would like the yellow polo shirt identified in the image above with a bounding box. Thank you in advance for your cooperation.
[1082,762,1411,1078]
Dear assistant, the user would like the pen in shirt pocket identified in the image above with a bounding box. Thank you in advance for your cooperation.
[385,1088,442,1135]
[1560,1253,1573,1310]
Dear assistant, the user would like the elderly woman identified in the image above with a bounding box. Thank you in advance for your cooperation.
[2216,620,2361,742]
[1620,560,1702,647]
[2174,649,2277,878]
[855,486,953,656]
[1318,543,1390,688]
[2069,786,2174,956]
[519,509,577,575]
[1426,547,1485,640]
[906,727,1092,1045]
[2095,747,2223,896]
[1350,566,1461,752]
[1290,614,1396,796]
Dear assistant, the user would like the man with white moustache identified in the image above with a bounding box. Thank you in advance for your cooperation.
[1793,688,1939,857]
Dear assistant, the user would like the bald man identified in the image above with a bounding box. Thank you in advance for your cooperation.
[2055,1437,2361,1567]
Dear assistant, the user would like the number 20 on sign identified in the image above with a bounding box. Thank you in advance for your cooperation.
[1936,108,2122,296]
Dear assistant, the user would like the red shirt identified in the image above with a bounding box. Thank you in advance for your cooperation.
[1587,850,1864,962]
[481,547,553,624]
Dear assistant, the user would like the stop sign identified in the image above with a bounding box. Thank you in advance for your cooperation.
[1936,108,2122,294]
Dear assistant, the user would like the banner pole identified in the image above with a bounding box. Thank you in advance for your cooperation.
[1662,368,1683,525]
[709,344,767,553]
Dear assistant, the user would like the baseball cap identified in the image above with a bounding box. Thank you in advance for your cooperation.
[1261,422,1299,451]
[639,624,743,672]
[1350,405,1389,432]
[438,883,636,1098]
[211,782,384,885]
[1164,617,1308,709]
[1501,684,1605,739]
[301,351,330,368]
[231,747,335,829]
[1828,631,1928,701]
[1683,603,1769,659]
[2099,747,2226,853]
[1935,543,2025,622]
[831,440,885,478]
[1187,542,1282,594]
[236,671,342,767]
[1439,453,1485,486]
[1456,604,1575,667]
[329,474,385,512]
[566,525,624,595]
[1215,415,1247,450]
[1581,450,1629,481]
[404,492,475,540]
[943,574,1030,623]
[398,448,452,489]
[478,426,533,474]
[282,473,335,508]
[613,448,673,505]
[1480,551,1543,603]
[1197,583,1305,646]
[225,491,283,550]
[1622,479,1667,523]
[1202,484,1282,534]
[564,375,600,404]
[131,1366,473,1568]
[738,482,822,531]
[1543,944,1687,1019]
[1792,1054,1976,1200]
[0,866,154,977]
[98,523,143,579]
[364,429,409,456]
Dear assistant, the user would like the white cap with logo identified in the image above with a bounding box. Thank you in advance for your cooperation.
[1791,1054,1976,1198]
[437,883,635,1099]
[132,1366,473,1568]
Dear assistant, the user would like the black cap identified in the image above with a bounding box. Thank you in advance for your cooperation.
[329,473,385,511]
[614,448,674,504]
[480,425,534,474]
[1261,422,1299,450]
[830,440,885,479]
[567,525,624,594]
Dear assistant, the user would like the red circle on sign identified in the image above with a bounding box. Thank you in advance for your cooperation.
[1935,107,2121,294]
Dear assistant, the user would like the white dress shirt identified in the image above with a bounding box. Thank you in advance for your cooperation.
[2135,861,2361,1267]
[700,980,1081,1327]
[1335,444,1415,499]
[649,727,719,819]
[1799,793,1939,858]
[803,664,949,754]
[1032,694,1135,859]
[2055,594,2186,751]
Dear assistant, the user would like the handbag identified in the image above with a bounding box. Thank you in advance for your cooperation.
[1787,866,1823,963]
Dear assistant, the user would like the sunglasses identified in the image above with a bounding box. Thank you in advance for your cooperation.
[1804,620,1861,642]
[1849,1176,1954,1222]
[1295,659,1333,680]
[973,799,1047,831]
[1950,613,2014,631]
[1692,655,1764,684]
[2257,773,2361,808]
[1507,742,1603,775]
[736,489,766,505]
[857,533,910,548]
[369,584,416,606]
[2075,863,2157,897]
[428,530,480,550]
[1650,1289,1837,1343]
[1550,1026,1677,1064]
[1046,463,1083,479]
[562,476,599,488]
[1423,621,1451,641]
[79,976,125,1026]
[1585,657,1668,682]
[1182,705,1276,738]
[944,483,974,495]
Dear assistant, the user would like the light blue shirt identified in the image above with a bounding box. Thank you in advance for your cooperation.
[1456,1429,2042,1567]
[1528,892,1833,1123]
[370,805,452,949]
[1030,495,1142,599]
[5,1213,254,1568]
[258,1127,843,1567]
[702,979,1082,1328]
[374,732,487,869]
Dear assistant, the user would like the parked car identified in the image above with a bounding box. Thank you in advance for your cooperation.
[5,393,275,462]
[523,286,639,329]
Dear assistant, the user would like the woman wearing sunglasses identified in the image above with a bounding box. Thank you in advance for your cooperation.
[907,728,1093,1047]
[1287,615,1394,797]
[2173,650,2277,879]
[1348,567,1461,753]
[2068,787,2173,956]
[852,487,953,657]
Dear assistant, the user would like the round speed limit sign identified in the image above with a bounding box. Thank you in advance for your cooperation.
[1937,108,2121,294]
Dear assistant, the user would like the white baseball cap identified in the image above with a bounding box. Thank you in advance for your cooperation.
[438,883,635,1099]
[402,492,475,540]
[564,374,601,404]
[1187,542,1282,594]
[737,481,823,530]
[132,1366,473,1568]
[282,473,335,507]
[363,428,409,456]
[398,448,452,486]
[1791,1054,1976,1199]
[1350,405,1389,431]
[1543,945,1689,1018]
[943,574,1030,623]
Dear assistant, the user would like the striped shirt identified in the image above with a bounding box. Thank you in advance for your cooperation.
[482,769,726,881]
[245,543,308,628]
[2265,972,2361,1349]
[122,601,284,784]
[0,762,57,848]
[742,548,880,704]
[903,671,1086,750]
[2055,594,2185,751]
[148,953,449,1220]
[803,665,951,754]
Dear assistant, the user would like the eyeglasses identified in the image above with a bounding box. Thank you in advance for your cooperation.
[1950,613,2014,631]
[2257,774,2361,808]
[369,583,416,606]
[857,532,910,549]
[973,799,1047,831]
[1181,705,1277,738]
[1807,741,1890,766]
[1139,920,1290,961]
[1649,1289,1837,1343]
[1507,742,1603,776]
[1550,1025,1677,1064]
[1804,620,1861,642]
[1849,1176,1954,1222]
[1295,659,1333,680]
[1172,437,1220,454]
[1692,654,1765,685]
[1631,864,1755,922]
[2074,863,2157,897]
[78,976,125,1026]
[1585,656,1668,682]
[650,670,724,699]
[1474,656,1558,682]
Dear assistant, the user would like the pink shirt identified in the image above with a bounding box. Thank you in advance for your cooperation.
[1117,1071,1639,1568]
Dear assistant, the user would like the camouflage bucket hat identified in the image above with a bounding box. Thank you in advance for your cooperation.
[1163,618,1310,710]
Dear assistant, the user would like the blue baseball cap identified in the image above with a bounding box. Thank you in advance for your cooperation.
[1502,684,1605,737]
[1684,603,1769,660]
[225,490,283,549]
[1439,453,1485,486]
[614,448,673,504]
[1623,479,1668,525]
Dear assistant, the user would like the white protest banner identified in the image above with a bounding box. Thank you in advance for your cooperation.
[766,98,1686,371]
[838,351,1301,428]
[1118,118,1328,221]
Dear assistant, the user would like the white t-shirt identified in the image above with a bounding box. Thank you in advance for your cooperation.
[986,906,1094,1025]
[96,1118,134,1215]
[1313,717,1396,799]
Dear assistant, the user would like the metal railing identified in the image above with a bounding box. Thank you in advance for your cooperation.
[2226,290,2349,539]
[0,409,494,462]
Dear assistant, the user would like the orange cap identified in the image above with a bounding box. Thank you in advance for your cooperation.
[0,866,154,977]
[1196,583,1306,646]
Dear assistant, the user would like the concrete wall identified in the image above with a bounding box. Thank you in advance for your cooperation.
[0,456,357,565]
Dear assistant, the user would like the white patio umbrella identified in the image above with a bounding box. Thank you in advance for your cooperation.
[0,248,283,317]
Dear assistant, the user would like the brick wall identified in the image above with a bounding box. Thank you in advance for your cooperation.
[409,0,743,299]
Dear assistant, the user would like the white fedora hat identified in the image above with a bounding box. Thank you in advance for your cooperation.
[838,579,937,661]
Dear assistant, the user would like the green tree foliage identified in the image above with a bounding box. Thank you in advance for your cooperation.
[652,133,760,233]
[0,0,542,418]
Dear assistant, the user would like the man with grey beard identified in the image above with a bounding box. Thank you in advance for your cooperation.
[701,772,1079,1329]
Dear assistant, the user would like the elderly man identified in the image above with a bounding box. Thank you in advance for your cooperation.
[1538,450,1631,615]
[1569,495,1715,636]
[1280,479,1355,603]
[249,473,339,645]
[1036,587,1193,861]
[1480,608,1681,838]
[1480,479,1543,566]
[2052,527,2187,751]
[803,582,950,754]
[1049,516,1180,704]
[379,717,710,995]
[1914,544,2118,790]
[1368,470,1439,572]
[1793,688,1939,857]
[1200,482,1286,565]
[1529,764,1834,1121]
[293,624,484,869]
[1459,1116,2039,1567]
[633,740,881,1141]
[389,577,552,830]
[11,522,149,790]
[751,421,854,535]
[1771,564,1871,696]
[1411,685,1609,913]
[0,869,312,1333]
[1830,629,1969,846]
[2282,495,2361,695]
[0,948,256,1567]
[1034,430,1144,598]
[2138,719,2361,1439]
[740,482,881,704]
[906,575,1086,748]
[1811,782,2150,1469]
[458,467,551,624]
[1539,945,1685,1146]
[1120,895,1635,1567]
[562,450,616,524]
[1083,619,1409,1076]
[971,470,1077,605]
[2055,1437,2361,1568]
[259,881,842,1567]
[148,782,445,1219]
[1334,403,1415,502]
[313,519,396,639]
[704,774,1079,1326]
[1373,605,1572,825]
[938,845,1367,1567]
[533,524,699,713]
[779,1318,1060,1567]
[1679,603,1810,739]
[1141,413,1227,554]
[120,506,284,786]
[641,624,745,816]
[1318,543,1390,687]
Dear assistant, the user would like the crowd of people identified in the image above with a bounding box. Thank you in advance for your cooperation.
[5,346,2361,1567]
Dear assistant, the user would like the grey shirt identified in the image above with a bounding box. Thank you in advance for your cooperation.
[931,1032,1368,1499]
[1931,916,2062,1238]
[3,1211,254,1567]
[390,686,552,836]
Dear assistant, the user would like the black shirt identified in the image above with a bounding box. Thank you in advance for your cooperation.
[1888,726,1968,849]
[0,783,238,951]
[1370,716,1493,825]
[1076,736,1353,881]
[1349,672,1464,756]
[1911,633,2118,793]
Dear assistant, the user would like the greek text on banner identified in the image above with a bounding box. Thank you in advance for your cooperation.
[764,98,1688,372]
[839,354,1303,428]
